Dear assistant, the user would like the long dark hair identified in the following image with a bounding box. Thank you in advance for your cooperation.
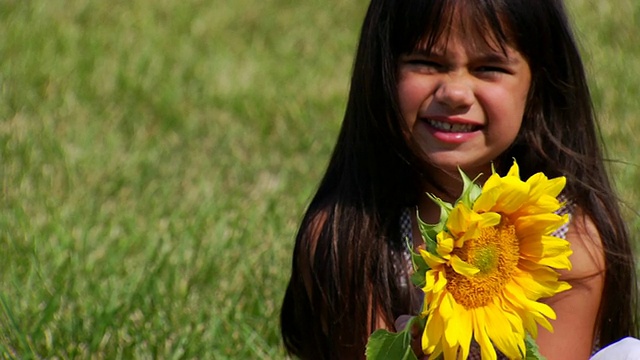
[280,0,638,358]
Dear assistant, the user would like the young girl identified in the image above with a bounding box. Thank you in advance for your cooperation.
[280,0,638,359]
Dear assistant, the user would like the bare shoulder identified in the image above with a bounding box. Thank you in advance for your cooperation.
[536,207,605,359]
[562,206,606,282]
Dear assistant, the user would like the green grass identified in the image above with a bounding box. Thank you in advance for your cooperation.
[1,0,638,358]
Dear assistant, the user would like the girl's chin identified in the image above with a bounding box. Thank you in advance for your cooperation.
[421,158,494,179]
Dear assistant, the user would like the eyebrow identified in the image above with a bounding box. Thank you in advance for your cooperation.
[409,48,521,65]
[474,52,521,65]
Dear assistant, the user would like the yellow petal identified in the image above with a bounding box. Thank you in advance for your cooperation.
[448,304,473,360]
[556,281,572,293]
[420,249,446,269]
[506,160,520,178]
[433,271,448,293]
[527,173,566,200]
[477,211,501,228]
[522,313,539,338]
[518,259,562,278]
[423,307,445,353]
[520,235,571,258]
[473,185,500,213]
[423,269,449,294]
[441,340,458,360]
[472,310,497,360]
[515,213,568,238]
[438,292,455,320]
[423,270,438,292]
[524,172,548,199]
[447,203,472,237]
[535,253,573,270]
[511,196,562,217]
[505,282,557,330]
[482,172,503,193]
[511,271,564,299]
[497,296,525,336]
[455,221,480,246]
[526,301,556,331]
[483,304,522,359]
[443,301,462,346]
[503,281,528,308]
[437,232,455,256]
[427,342,443,360]
[503,284,539,337]
[519,237,545,257]
[492,176,530,213]
[450,255,480,277]
[456,212,501,245]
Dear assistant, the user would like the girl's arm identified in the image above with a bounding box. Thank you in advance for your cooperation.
[536,208,605,360]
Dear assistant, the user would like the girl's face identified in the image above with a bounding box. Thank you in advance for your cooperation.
[397,30,531,179]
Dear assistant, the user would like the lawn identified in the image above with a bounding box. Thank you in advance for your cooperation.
[1,0,638,358]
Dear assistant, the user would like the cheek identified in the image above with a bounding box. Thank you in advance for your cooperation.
[480,84,529,122]
[397,84,415,127]
[397,80,417,109]
[397,78,431,124]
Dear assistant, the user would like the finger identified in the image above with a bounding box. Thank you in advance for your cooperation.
[394,315,413,331]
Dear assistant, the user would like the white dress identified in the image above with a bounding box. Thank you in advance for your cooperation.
[590,337,640,360]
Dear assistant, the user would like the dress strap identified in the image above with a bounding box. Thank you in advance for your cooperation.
[400,207,413,244]
[551,195,574,240]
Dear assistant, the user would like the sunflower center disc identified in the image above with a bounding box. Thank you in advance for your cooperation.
[446,218,520,309]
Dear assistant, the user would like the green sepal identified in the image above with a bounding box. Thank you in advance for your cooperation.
[417,194,452,255]
[524,334,547,360]
[410,251,429,288]
[457,167,483,208]
[365,316,421,360]
[417,167,481,254]
[405,237,430,288]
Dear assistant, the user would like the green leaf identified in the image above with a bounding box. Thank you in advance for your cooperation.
[524,334,547,360]
[366,318,420,360]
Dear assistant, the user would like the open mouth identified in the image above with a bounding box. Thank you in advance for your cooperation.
[425,118,481,133]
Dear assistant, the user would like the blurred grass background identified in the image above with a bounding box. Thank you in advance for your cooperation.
[0,0,638,358]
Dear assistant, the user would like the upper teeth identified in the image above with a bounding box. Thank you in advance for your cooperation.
[427,119,475,132]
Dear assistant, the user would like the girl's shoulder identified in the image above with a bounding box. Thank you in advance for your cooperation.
[552,197,603,276]
[562,203,606,281]
[535,204,606,358]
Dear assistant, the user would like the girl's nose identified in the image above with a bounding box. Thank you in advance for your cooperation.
[433,80,474,109]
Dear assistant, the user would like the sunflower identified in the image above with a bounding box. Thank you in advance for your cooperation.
[416,161,572,360]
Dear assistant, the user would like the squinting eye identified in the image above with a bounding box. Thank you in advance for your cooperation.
[408,60,440,67]
[476,66,509,74]
[407,59,442,69]
[403,59,444,72]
